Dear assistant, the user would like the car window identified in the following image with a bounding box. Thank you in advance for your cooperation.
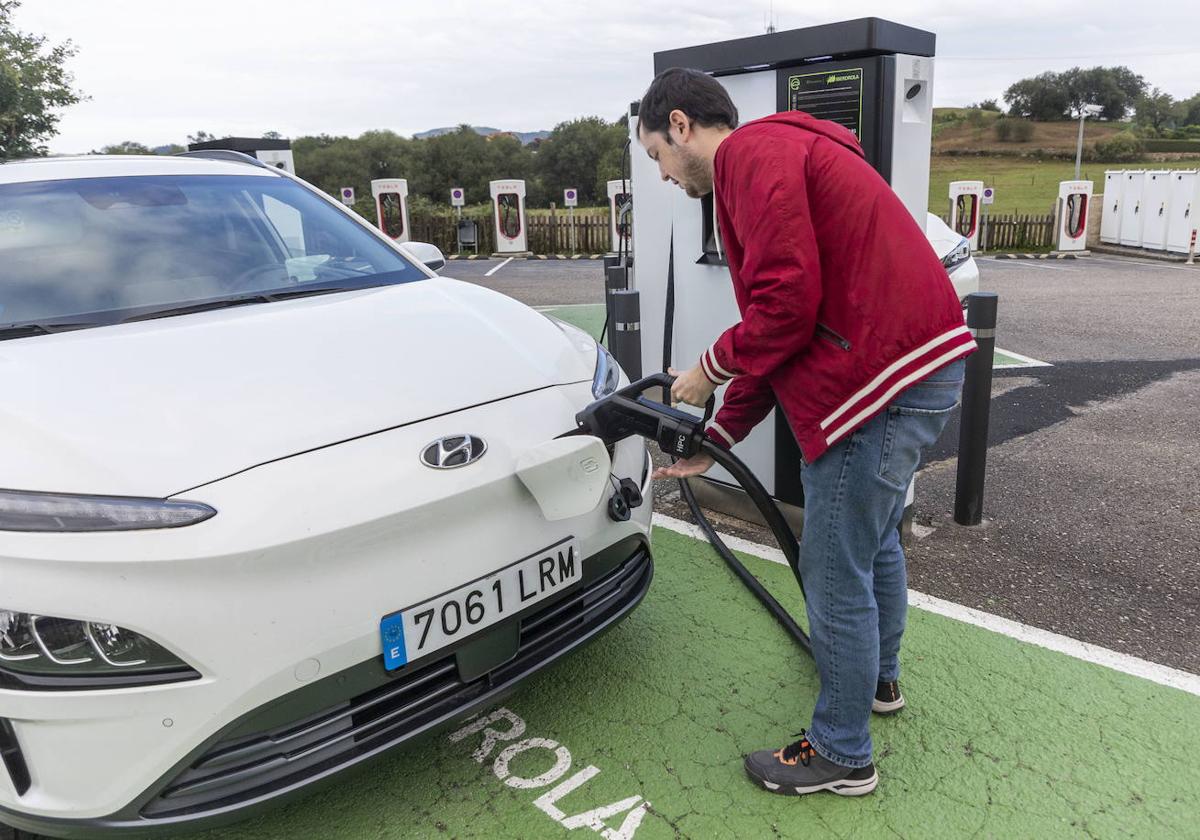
[0,173,426,332]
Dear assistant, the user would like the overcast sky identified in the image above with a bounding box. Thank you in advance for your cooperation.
[15,0,1198,154]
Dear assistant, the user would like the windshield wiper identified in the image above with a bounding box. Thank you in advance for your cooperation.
[119,293,275,324]
[0,320,100,340]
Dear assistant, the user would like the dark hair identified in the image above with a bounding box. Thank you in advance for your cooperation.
[637,68,739,142]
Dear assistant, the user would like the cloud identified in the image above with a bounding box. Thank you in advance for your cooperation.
[14,0,1197,153]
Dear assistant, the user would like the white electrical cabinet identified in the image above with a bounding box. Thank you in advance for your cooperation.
[1100,170,1124,244]
[1165,170,1198,254]
[1119,171,1147,247]
[1140,170,1171,251]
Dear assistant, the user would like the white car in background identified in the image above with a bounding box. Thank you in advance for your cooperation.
[0,153,652,836]
[926,212,979,304]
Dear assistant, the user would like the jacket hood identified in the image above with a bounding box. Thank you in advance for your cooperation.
[738,111,866,158]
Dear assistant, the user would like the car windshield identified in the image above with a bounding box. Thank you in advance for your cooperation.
[0,173,426,335]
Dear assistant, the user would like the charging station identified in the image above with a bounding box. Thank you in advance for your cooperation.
[1140,170,1171,251]
[607,179,633,254]
[948,181,983,251]
[1054,180,1092,253]
[185,137,296,174]
[1165,170,1198,254]
[628,17,935,525]
[1119,170,1147,248]
[370,179,411,243]
[1100,170,1124,245]
[489,180,529,255]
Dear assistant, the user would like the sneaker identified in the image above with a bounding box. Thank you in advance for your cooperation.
[743,730,878,796]
[872,680,905,714]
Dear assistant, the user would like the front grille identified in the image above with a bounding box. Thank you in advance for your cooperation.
[142,545,651,819]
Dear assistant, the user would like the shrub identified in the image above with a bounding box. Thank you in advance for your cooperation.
[1011,120,1035,142]
[1089,132,1146,162]
[994,118,1013,141]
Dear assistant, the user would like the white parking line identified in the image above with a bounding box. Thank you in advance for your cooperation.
[994,347,1053,368]
[652,515,1200,697]
[978,258,1077,272]
[485,257,514,277]
[1087,255,1198,272]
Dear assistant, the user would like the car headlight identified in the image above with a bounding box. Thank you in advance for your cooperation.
[0,609,197,689]
[0,489,216,532]
[592,342,621,399]
[942,237,972,275]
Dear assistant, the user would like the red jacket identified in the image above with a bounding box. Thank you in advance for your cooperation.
[699,111,976,464]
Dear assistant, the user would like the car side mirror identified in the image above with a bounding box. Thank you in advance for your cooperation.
[404,241,446,274]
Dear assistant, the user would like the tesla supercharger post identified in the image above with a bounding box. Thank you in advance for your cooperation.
[186,137,296,173]
[1140,170,1171,251]
[1165,170,1198,255]
[949,181,983,251]
[607,179,632,255]
[628,18,936,527]
[1055,180,1092,253]
[1100,170,1124,245]
[370,179,410,243]
[489,180,529,256]
[1119,170,1147,248]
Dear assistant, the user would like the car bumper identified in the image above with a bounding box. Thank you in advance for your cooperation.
[0,382,654,837]
[0,536,651,839]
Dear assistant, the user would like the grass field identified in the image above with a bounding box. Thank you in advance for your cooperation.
[928,156,1200,216]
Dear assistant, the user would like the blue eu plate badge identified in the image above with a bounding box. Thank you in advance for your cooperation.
[380,613,408,670]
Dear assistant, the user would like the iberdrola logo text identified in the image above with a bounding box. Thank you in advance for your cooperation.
[826,73,860,83]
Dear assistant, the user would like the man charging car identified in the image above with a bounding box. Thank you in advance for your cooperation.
[637,68,976,797]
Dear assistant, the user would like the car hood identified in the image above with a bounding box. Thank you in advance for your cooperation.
[0,279,595,497]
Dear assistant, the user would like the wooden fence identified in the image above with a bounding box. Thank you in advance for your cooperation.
[413,210,1055,256]
[940,212,1056,251]
[410,211,614,256]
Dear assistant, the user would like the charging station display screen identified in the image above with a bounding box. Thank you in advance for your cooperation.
[784,68,864,140]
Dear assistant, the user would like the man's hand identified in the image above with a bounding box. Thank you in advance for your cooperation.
[668,365,717,408]
[652,452,715,480]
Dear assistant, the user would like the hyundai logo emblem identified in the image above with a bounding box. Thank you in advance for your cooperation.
[420,435,487,469]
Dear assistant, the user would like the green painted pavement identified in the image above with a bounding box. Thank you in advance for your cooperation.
[540,304,607,342]
[206,527,1199,840]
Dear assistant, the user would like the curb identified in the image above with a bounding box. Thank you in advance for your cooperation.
[525,254,606,260]
[992,253,1078,260]
[445,255,492,260]
[1089,244,1193,264]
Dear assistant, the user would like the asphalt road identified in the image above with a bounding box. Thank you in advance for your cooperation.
[448,253,1200,674]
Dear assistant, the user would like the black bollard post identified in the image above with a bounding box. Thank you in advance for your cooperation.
[609,290,642,380]
[954,292,999,526]
[604,265,628,342]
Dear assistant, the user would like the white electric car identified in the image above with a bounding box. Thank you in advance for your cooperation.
[0,154,652,836]
[926,212,979,304]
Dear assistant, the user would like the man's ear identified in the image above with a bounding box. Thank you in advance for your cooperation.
[668,109,691,143]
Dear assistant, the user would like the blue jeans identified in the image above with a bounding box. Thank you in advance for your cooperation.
[799,360,964,768]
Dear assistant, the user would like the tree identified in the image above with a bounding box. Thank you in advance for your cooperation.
[95,140,153,155]
[187,130,217,144]
[1175,93,1200,127]
[1135,88,1176,133]
[0,0,84,160]
[534,116,625,205]
[978,99,1000,112]
[1004,72,1070,120]
[1004,66,1146,121]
